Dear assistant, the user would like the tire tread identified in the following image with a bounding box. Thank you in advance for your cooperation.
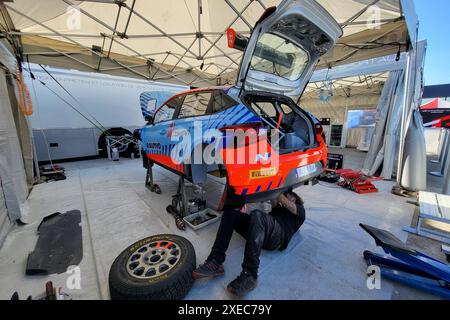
[109,235,196,300]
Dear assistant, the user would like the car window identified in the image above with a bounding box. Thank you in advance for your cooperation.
[153,97,182,124]
[250,33,309,81]
[177,92,212,119]
[145,98,157,114]
[211,92,238,114]
[280,103,293,115]
[252,102,277,118]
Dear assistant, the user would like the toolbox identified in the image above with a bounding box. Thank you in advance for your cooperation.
[184,208,221,231]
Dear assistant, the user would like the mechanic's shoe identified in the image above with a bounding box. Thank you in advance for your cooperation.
[192,259,224,279]
[226,271,258,297]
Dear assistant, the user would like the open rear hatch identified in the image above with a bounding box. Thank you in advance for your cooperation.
[228,0,342,152]
[233,0,343,98]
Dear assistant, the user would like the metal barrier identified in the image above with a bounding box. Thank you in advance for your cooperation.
[105,135,141,161]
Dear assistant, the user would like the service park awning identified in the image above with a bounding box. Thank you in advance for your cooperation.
[1,0,418,87]
[421,98,450,110]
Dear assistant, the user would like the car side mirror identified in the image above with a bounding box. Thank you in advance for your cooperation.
[133,129,142,141]
[144,114,154,124]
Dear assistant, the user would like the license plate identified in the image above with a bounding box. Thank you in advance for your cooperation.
[249,167,278,180]
[296,163,318,178]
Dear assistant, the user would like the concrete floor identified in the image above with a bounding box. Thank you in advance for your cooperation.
[0,149,445,300]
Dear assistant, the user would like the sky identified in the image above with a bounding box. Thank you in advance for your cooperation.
[415,0,450,85]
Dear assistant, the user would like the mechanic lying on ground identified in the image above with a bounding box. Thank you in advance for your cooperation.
[192,192,305,297]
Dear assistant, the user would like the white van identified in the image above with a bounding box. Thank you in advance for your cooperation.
[24,64,188,161]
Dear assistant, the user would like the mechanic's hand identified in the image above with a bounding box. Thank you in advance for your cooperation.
[278,193,297,215]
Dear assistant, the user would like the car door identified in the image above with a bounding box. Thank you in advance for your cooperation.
[170,91,214,167]
[141,95,183,170]
[236,0,342,98]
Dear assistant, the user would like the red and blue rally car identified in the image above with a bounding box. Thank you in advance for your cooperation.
[139,0,343,203]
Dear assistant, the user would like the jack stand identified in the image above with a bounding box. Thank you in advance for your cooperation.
[145,161,162,194]
[171,176,206,218]
[172,176,188,217]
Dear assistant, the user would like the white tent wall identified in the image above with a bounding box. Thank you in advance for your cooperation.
[303,52,408,148]
[363,69,405,177]
[301,94,381,148]
[399,40,427,191]
[302,32,426,183]
[302,94,381,123]
[0,39,31,244]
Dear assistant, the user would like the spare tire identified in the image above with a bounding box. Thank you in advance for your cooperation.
[109,234,196,300]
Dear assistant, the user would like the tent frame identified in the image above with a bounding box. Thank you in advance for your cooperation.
[4,0,419,86]
[308,42,426,184]
[3,0,423,185]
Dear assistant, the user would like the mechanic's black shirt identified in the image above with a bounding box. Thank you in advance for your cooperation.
[269,203,305,250]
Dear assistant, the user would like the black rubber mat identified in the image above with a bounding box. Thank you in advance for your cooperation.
[26,210,83,275]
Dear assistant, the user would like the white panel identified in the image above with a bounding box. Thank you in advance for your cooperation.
[424,128,444,156]
[25,64,188,130]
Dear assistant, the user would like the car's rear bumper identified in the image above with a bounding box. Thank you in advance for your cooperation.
[246,161,324,200]
[246,162,323,202]
[223,142,327,197]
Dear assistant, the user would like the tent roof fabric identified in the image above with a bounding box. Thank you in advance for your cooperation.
[2,0,417,86]
[303,72,388,99]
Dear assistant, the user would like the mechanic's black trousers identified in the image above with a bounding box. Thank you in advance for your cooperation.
[208,208,286,277]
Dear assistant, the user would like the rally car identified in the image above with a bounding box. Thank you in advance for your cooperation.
[139,0,343,203]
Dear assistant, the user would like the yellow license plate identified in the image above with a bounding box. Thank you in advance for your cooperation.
[249,168,278,180]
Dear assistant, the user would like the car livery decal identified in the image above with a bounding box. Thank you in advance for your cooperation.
[141,89,328,197]
[140,91,175,119]
[142,103,259,168]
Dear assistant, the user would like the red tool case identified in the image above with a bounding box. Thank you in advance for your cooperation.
[335,169,383,194]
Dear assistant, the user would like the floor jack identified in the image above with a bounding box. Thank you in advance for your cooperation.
[361,224,450,299]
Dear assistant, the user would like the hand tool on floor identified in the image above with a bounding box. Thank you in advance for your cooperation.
[10,281,71,300]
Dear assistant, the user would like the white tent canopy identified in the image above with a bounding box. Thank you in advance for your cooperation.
[2,0,418,86]
[301,52,407,117]
[0,0,425,232]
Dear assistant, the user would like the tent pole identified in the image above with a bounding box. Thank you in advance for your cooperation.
[122,2,199,58]
[396,49,413,185]
[198,0,202,58]
[224,0,253,29]
[200,0,253,58]
[341,0,381,29]
[202,36,238,66]
[3,4,151,82]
